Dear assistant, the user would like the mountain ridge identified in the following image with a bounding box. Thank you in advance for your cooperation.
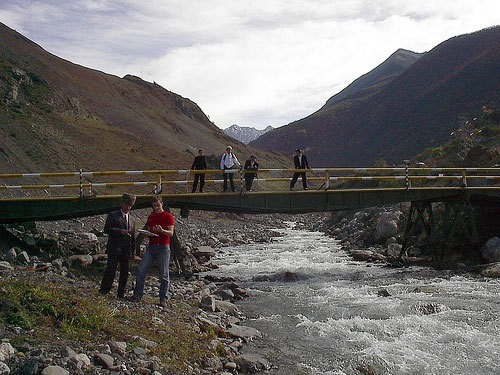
[251,26,500,166]
[224,124,273,144]
[0,22,289,173]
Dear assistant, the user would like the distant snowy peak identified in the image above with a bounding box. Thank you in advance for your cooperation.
[224,124,274,144]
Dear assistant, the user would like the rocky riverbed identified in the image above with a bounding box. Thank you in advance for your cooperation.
[0,210,326,375]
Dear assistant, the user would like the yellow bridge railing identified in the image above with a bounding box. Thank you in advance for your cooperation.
[1,167,500,198]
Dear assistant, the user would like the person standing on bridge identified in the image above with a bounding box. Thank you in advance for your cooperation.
[244,155,259,191]
[220,145,241,192]
[191,149,207,193]
[99,193,137,299]
[131,195,174,308]
[290,148,310,190]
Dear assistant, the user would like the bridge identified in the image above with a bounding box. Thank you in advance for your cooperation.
[1,167,500,248]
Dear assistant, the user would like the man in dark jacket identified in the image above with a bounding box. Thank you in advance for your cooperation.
[191,149,207,193]
[244,155,259,191]
[290,148,310,190]
[99,193,136,298]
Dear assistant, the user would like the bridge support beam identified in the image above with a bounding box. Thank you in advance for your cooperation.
[400,195,479,258]
[400,200,434,256]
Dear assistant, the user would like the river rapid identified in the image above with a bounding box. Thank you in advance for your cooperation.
[208,222,500,375]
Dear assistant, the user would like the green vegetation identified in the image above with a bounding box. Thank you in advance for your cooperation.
[414,109,500,167]
[0,278,213,372]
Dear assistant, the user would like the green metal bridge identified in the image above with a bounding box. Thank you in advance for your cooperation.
[1,167,499,224]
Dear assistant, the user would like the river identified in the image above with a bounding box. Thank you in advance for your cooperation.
[208,222,500,375]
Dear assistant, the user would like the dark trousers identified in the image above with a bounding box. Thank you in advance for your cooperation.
[99,252,130,297]
[290,171,308,190]
[245,175,255,191]
[223,168,236,192]
[192,174,205,193]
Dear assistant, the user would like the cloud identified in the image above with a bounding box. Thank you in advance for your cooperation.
[1,0,498,129]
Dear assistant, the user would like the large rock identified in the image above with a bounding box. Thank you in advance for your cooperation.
[375,213,399,240]
[0,262,14,271]
[481,263,500,278]
[196,246,215,259]
[0,361,9,375]
[386,243,402,257]
[4,248,17,263]
[0,343,15,362]
[235,353,270,374]
[227,325,262,342]
[67,254,93,267]
[481,237,500,263]
[41,366,69,375]
[201,295,216,312]
[214,300,239,315]
[93,353,114,368]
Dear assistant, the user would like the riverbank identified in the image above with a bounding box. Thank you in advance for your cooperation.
[0,211,327,374]
[313,204,500,277]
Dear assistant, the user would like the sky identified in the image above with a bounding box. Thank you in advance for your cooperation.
[1,1,499,130]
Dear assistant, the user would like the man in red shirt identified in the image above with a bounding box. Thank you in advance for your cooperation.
[131,195,174,308]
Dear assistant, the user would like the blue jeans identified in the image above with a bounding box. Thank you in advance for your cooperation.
[133,245,171,302]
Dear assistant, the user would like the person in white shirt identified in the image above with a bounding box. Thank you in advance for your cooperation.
[220,145,241,192]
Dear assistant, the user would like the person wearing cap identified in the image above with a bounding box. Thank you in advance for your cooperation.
[191,149,207,193]
[220,145,241,192]
[290,149,310,190]
[99,193,137,299]
[244,155,259,191]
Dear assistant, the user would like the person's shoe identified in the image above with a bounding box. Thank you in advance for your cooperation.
[117,294,126,299]
[304,187,308,190]
[289,187,294,191]
[98,290,109,296]
[128,296,141,302]
[159,301,168,308]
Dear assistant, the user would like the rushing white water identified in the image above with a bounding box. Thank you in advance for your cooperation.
[209,223,500,375]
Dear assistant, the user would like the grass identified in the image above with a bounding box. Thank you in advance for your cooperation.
[0,277,213,372]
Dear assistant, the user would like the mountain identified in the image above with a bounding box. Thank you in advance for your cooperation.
[224,125,273,144]
[0,22,288,174]
[251,27,500,166]
[326,48,423,106]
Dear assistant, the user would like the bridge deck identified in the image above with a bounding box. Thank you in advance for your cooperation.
[1,187,500,224]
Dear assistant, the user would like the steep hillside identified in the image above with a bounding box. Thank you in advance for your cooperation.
[326,48,423,106]
[251,27,500,167]
[0,22,288,173]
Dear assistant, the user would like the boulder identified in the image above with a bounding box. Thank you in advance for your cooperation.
[201,295,216,312]
[0,361,9,375]
[0,343,15,362]
[4,248,17,263]
[375,213,399,240]
[196,246,215,258]
[109,341,127,355]
[235,353,270,373]
[227,325,262,342]
[67,254,93,267]
[481,263,500,278]
[41,366,69,375]
[17,251,30,264]
[72,354,90,366]
[481,237,500,262]
[0,262,14,271]
[214,300,239,315]
[386,243,402,257]
[93,353,114,368]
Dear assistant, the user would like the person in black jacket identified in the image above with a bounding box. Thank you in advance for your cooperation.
[290,148,310,190]
[191,149,207,193]
[244,155,259,191]
[99,193,136,298]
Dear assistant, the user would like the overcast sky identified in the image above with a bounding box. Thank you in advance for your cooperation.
[1,1,498,129]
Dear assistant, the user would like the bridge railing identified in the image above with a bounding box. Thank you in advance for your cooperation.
[1,167,500,198]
